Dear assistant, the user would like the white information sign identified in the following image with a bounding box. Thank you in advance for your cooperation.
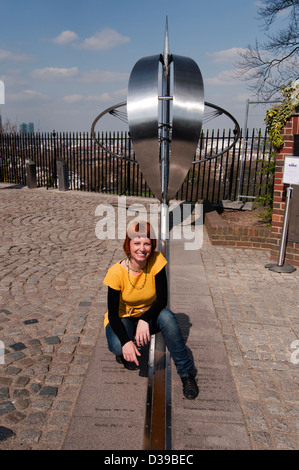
[283,156,299,185]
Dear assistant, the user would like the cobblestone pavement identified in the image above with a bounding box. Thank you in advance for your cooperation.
[0,184,125,449]
[0,183,298,450]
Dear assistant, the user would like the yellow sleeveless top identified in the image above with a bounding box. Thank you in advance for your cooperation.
[103,251,167,328]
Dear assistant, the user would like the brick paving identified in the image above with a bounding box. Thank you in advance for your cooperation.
[0,183,298,450]
[200,241,299,449]
[0,184,124,449]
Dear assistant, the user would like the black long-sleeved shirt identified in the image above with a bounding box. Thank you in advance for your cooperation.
[107,267,167,346]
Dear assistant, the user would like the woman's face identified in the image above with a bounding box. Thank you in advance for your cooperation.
[129,237,152,264]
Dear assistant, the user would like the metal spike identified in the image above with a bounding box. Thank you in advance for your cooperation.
[163,16,170,76]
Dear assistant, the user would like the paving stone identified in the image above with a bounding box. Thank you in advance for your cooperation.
[4,367,22,376]
[9,342,27,351]
[18,428,41,444]
[30,383,42,394]
[28,339,41,347]
[0,387,10,400]
[53,400,72,412]
[5,411,26,424]
[44,336,61,345]
[0,401,15,415]
[0,309,12,316]
[42,430,64,444]
[13,389,30,398]
[79,301,91,307]
[39,386,58,397]
[7,351,27,362]
[37,355,52,364]
[15,398,30,410]
[0,377,12,386]
[26,412,47,425]
[0,426,15,442]
[31,398,53,411]
[14,376,30,387]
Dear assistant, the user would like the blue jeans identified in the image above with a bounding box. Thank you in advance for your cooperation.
[106,308,194,378]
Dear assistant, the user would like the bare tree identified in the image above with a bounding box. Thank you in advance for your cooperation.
[0,118,18,133]
[236,0,299,99]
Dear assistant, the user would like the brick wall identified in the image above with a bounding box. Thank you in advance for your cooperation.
[204,112,299,266]
[205,209,273,250]
[270,112,299,266]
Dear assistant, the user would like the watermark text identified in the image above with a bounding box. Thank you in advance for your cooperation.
[0,80,5,104]
[291,340,299,365]
[95,196,203,250]
[0,341,5,365]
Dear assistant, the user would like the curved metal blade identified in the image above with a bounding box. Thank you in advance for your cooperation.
[127,55,162,200]
[168,55,204,201]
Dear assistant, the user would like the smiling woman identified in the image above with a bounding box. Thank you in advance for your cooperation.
[103,221,199,400]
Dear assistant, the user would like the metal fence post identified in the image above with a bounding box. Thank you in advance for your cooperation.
[26,159,37,188]
[57,159,69,191]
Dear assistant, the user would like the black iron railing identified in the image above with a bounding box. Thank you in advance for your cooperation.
[0,129,273,203]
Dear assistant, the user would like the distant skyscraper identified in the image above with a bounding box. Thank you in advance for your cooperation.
[19,122,34,134]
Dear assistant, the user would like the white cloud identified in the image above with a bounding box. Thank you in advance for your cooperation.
[8,89,48,102]
[79,69,129,83]
[65,88,127,105]
[63,94,84,104]
[29,66,128,86]
[31,67,79,80]
[0,48,34,62]
[52,30,79,45]
[205,69,240,86]
[75,28,130,51]
[207,48,245,64]
[86,93,112,103]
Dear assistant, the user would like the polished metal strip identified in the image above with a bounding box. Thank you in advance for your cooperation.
[143,333,156,449]
[144,236,171,450]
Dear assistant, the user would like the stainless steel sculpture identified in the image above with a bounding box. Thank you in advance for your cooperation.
[127,23,204,204]
[91,23,240,203]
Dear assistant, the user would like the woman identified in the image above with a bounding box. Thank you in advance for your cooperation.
[103,221,198,399]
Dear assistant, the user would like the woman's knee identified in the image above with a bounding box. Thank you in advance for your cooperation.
[157,308,178,330]
[107,342,122,356]
[106,325,122,355]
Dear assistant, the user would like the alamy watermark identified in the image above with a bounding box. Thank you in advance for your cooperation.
[95,196,203,250]
[290,340,299,365]
[0,341,5,365]
[0,80,5,104]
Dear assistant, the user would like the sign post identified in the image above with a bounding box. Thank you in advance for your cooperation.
[266,156,299,273]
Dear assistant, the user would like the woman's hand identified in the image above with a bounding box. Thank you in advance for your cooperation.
[135,319,150,347]
[122,341,141,365]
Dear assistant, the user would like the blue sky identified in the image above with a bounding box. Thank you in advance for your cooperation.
[0,0,278,132]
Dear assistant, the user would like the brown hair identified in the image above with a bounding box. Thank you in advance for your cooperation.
[123,221,157,258]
